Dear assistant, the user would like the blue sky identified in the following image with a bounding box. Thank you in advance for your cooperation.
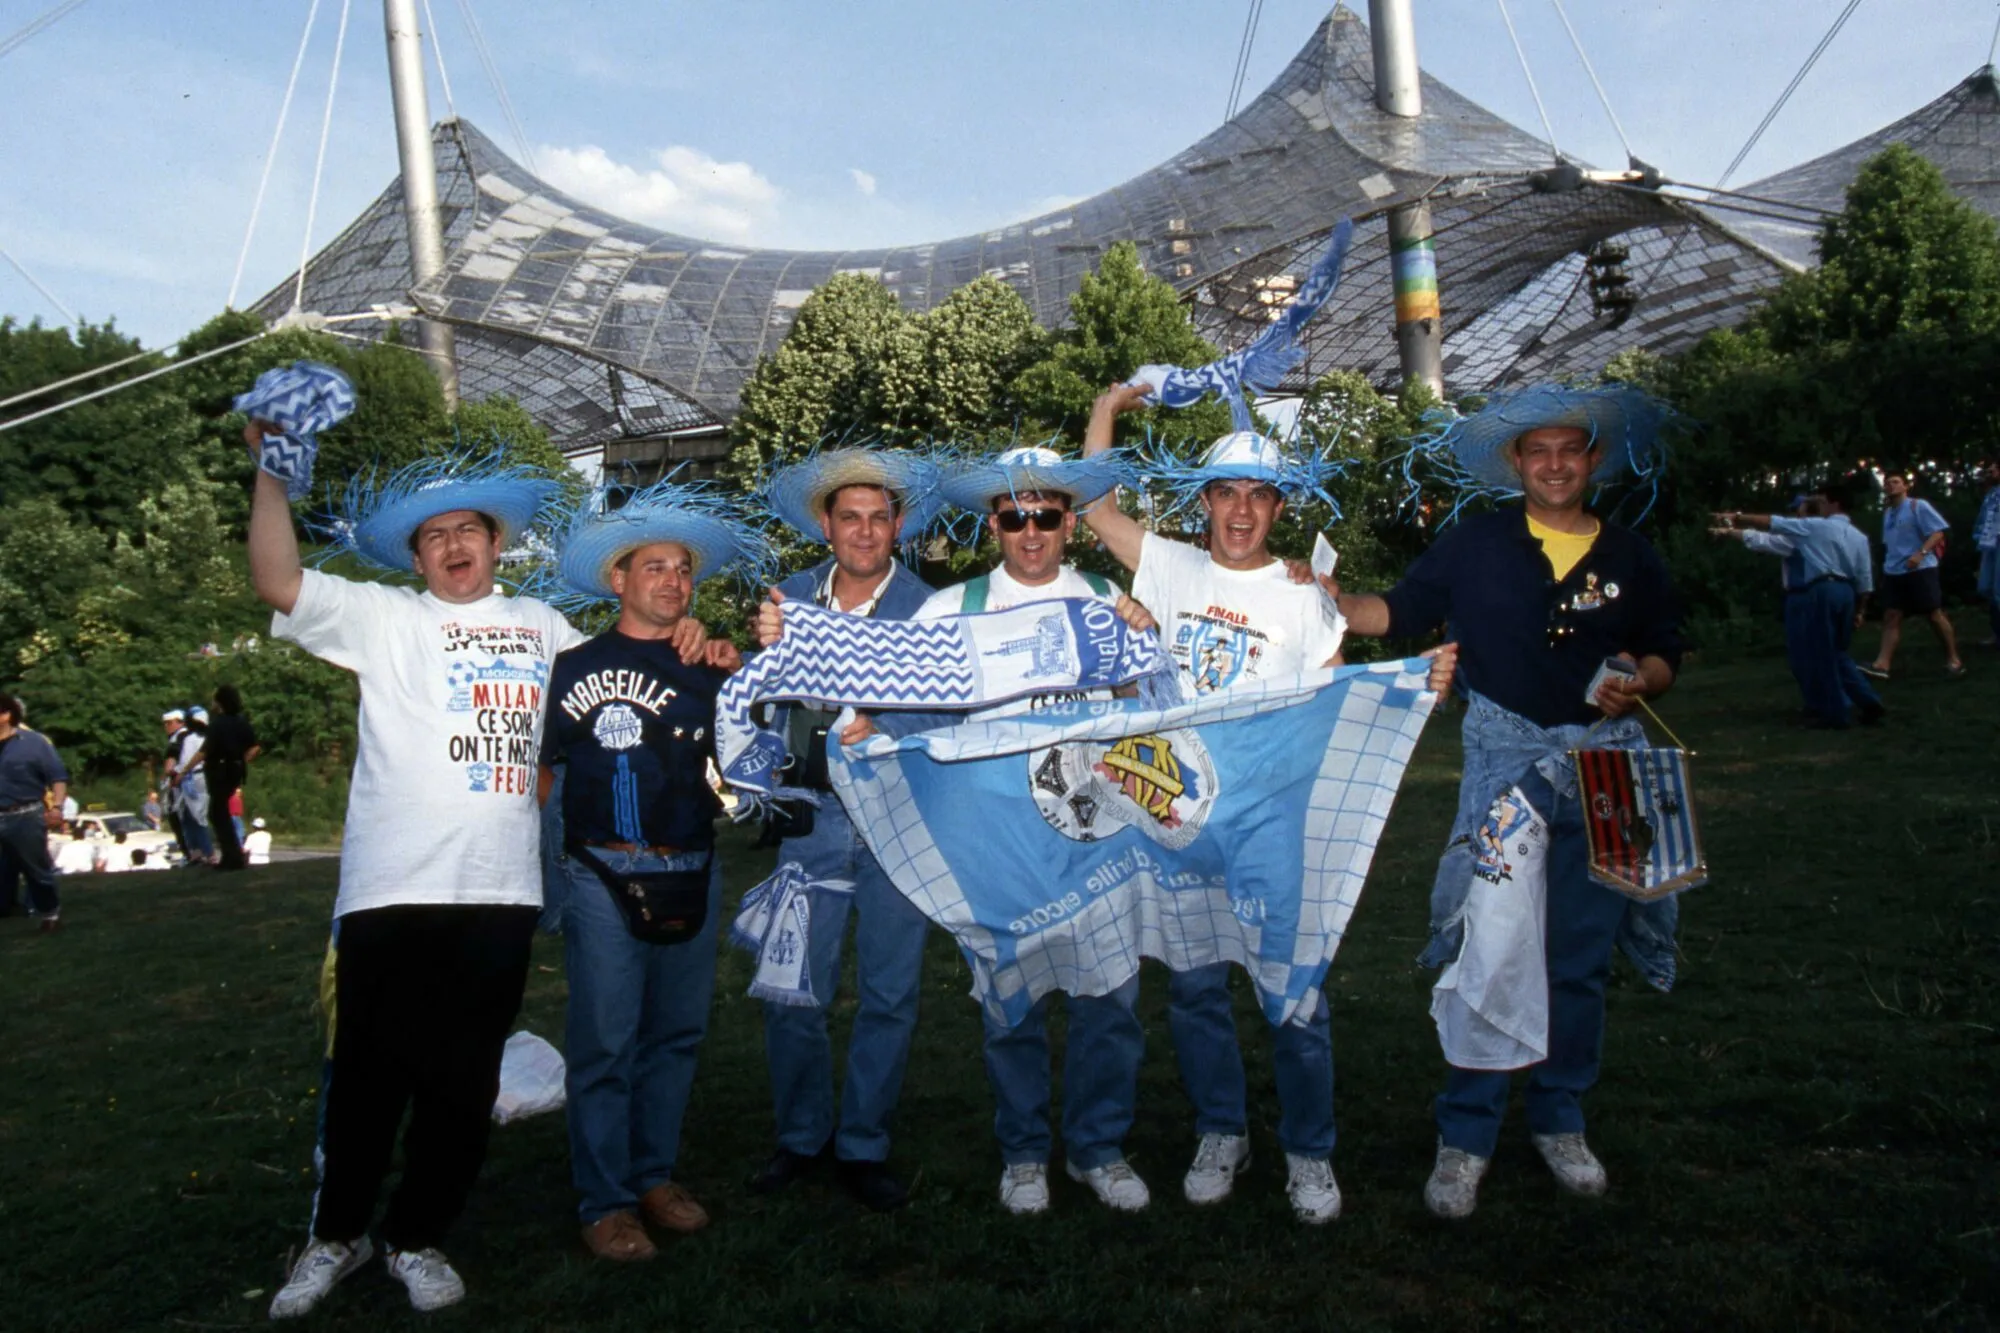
[4,0,1998,348]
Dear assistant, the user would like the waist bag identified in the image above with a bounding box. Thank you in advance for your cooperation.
[568,841,713,945]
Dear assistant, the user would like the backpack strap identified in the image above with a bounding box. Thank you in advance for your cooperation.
[1079,570,1115,599]
[959,574,992,615]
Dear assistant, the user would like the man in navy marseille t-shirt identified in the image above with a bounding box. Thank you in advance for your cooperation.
[540,487,750,1263]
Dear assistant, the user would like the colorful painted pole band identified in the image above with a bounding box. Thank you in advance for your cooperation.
[1392,234,1440,323]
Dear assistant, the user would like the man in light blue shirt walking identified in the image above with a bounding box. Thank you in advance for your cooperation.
[1717,479,1882,728]
[1863,471,1962,679]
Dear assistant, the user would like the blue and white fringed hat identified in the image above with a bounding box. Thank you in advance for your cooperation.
[1142,429,1343,520]
[233,361,356,501]
[1416,383,1675,492]
[936,444,1134,512]
[555,477,772,604]
[327,454,563,574]
[762,446,945,544]
[1128,217,1354,434]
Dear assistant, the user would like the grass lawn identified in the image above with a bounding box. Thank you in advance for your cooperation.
[2,632,1995,1331]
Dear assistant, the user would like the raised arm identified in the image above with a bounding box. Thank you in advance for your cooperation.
[245,422,303,615]
[1077,384,1153,574]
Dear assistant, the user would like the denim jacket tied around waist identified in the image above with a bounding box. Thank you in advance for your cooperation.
[1420,691,1680,991]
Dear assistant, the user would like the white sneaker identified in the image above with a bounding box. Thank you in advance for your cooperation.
[1181,1132,1251,1205]
[1532,1132,1608,1197]
[1065,1157,1150,1212]
[1284,1154,1342,1224]
[998,1162,1051,1215]
[385,1246,467,1312]
[1424,1142,1491,1219]
[269,1236,373,1319]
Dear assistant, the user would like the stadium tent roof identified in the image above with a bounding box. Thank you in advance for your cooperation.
[1701,66,2000,270]
[259,7,1796,445]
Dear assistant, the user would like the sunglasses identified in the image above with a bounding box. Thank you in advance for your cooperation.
[994,508,1066,534]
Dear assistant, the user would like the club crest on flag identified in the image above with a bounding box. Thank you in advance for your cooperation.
[1030,729,1219,851]
[1573,747,1708,901]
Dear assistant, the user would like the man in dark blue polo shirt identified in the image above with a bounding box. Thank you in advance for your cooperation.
[0,693,67,930]
[1333,385,1682,1220]
[540,484,754,1262]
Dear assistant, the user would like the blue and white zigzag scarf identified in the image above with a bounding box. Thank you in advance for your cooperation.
[233,361,357,501]
[716,598,1167,797]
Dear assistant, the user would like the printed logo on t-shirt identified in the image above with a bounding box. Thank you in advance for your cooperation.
[440,620,554,797]
[1175,606,1269,693]
[592,703,645,751]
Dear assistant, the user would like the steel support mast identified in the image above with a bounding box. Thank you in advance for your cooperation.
[384,0,459,409]
[1369,0,1444,397]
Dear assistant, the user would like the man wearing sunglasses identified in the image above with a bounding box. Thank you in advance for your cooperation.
[1325,386,1681,1220]
[903,445,1159,1218]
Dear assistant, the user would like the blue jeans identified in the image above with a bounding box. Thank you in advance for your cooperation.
[0,809,59,916]
[1168,965,1335,1159]
[761,800,929,1162]
[1786,580,1878,725]
[983,976,1142,1170]
[1434,765,1631,1158]
[561,847,723,1225]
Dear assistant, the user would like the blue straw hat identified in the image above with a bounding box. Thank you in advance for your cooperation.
[556,479,769,602]
[332,455,562,574]
[763,447,944,543]
[1142,430,1341,520]
[1427,384,1673,491]
[937,445,1134,512]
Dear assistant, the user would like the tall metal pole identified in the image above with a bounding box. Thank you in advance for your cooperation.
[384,0,459,409]
[1368,0,1444,397]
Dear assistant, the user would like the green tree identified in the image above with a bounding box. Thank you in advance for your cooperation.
[728,274,908,476]
[1762,144,2000,350]
[874,276,1043,444]
[1011,242,1232,446]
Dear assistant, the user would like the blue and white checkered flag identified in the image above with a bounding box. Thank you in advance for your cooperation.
[830,659,1437,1030]
[233,361,357,501]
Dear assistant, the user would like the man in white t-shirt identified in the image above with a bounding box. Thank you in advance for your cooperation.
[245,430,705,1318]
[1081,382,1455,1225]
[905,446,1160,1217]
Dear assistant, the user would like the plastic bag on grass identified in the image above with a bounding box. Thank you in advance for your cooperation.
[492,1030,566,1124]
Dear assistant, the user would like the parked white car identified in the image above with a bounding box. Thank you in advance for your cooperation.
[51,812,181,873]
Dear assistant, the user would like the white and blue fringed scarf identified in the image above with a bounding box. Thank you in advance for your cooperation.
[716,598,1170,798]
[233,361,356,501]
[729,862,854,1007]
[1130,218,1354,433]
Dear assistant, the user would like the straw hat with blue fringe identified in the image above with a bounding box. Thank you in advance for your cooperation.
[1420,384,1673,492]
[763,446,944,543]
[937,444,1134,513]
[556,478,771,604]
[329,454,562,574]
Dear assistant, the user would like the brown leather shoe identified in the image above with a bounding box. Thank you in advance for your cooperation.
[639,1182,710,1234]
[581,1211,657,1261]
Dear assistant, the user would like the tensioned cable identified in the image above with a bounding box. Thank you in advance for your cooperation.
[1988,3,2000,67]
[0,241,78,324]
[0,332,269,435]
[294,0,354,312]
[419,0,459,119]
[1494,0,1562,160]
[1547,0,1632,161]
[0,307,404,428]
[455,0,536,173]
[1224,0,1265,122]
[0,0,90,63]
[1715,0,1866,190]
[228,0,323,310]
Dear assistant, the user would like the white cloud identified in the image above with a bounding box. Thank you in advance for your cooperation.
[848,168,878,197]
[534,143,782,240]
[1008,193,1088,224]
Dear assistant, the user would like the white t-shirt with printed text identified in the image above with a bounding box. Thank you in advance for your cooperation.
[1132,533,1346,694]
[274,569,583,917]
[916,564,1123,719]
